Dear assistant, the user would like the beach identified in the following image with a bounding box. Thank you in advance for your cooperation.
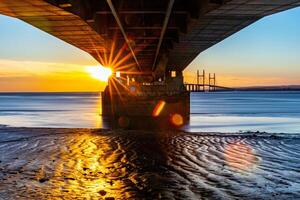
[0,127,299,199]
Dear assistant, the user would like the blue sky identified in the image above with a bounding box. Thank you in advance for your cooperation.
[186,7,300,86]
[0,14,95,64]
[0,6,300,90]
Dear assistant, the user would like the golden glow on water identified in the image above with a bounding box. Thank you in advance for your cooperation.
[37,134,131,199]
[224,142,259,173]
[2,127,300,199]
[96,95,104,128]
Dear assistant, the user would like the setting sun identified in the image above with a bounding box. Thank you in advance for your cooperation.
[86,66,112,82]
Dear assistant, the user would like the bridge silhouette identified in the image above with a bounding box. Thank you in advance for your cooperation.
[185,70,233,92]
[0,0,299,127]
[185,83,234,92]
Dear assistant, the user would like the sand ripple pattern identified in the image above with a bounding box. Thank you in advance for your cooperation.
[0,128,299,200]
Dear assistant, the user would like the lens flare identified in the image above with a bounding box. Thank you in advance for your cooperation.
[86,66,112,82]
[152,100,166,117]
[170,113,184,126]
[224,142,259,173]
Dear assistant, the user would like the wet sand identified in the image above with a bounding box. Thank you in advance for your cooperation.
[0,127,299,200]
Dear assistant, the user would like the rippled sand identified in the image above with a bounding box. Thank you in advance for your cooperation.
[0,127,299,200]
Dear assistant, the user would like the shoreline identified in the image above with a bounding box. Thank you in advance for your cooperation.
[0,125,299,138]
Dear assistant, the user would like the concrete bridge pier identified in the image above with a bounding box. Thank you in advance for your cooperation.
[102,71,190,129]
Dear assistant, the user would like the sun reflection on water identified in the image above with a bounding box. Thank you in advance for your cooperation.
[37,134,132,199]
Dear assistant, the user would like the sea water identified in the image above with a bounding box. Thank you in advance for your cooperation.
[0,91,300,133]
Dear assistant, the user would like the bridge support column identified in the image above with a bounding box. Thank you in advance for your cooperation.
[102,72,190,129]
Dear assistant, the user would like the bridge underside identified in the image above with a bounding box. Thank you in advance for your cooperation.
[1,0,299,77]
[0,0,300,127]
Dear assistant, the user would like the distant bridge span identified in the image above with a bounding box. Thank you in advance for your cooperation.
[0,0,299,77]
[185,83,234,92]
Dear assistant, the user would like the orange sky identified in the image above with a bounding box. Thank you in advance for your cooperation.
[0,59,106,92]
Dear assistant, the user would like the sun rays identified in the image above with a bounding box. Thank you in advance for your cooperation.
[86,31,155,100]
[86,66,112,82]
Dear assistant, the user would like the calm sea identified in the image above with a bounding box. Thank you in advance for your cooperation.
[0,91,300,133]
